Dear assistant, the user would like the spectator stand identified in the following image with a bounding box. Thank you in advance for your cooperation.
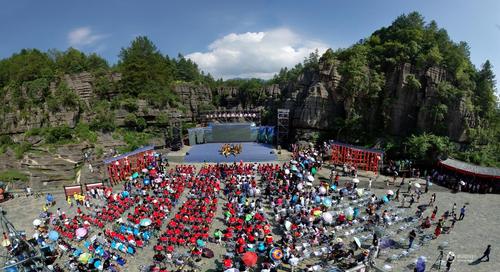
[63,184,83,198]
[103,145,155,185]
[330,141,383,174]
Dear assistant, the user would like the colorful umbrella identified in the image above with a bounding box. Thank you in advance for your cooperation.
[75,228,87,238]
[140,218,152,227]
[322,198,333,207]
[322,212,333,223]
[94,260,102,269]
[1,239,11,247]
[313,210,322,217]
[353,237,361,248]
[78,252,92,264]
[355,188,364,197]
[242,251,258,267]
[196,239,205,247]
[269,247,283,261]
[32,219,42,226]
[48,230,59,241]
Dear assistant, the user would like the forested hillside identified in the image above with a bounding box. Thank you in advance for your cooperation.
[0,12,498,172]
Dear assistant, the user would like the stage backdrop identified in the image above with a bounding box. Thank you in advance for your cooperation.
[188,123,274,145]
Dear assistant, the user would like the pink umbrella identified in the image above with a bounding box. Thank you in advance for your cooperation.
[75,228,87,238]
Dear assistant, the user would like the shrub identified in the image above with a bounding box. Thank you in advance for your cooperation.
[75,123,97,143]
[45,125,73,144]
[13,142,32,159]
[0,170,28,182]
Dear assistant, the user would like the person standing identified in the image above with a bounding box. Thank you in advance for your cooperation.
[478,245,491,262]
[368,178,372,191]
[459,205,466,220]
[451,203,457,217]
[446,252,455,271]
[409,195,415,208]
[429,193,436,206]
[408,230,417,249]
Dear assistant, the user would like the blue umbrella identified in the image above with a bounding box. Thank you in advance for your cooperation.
[315,195,321,204]
[94,260,102,269]
[143,179,150,185]
[48,230,59,241]
[296,173,303,179]
[140,218,152,227]
[196,239,205,247]
[330,184,337,191]
[46,194,54,203]
[382,196,389,203]
[121,191,129,198]
[323,198,333,207]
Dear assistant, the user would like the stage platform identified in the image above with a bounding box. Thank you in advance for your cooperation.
[182,142,277,163]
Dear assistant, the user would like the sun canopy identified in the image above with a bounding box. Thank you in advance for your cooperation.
[439,158,500,180]
[103,145,155,165]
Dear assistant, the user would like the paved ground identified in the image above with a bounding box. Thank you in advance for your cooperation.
[0,162,498,272]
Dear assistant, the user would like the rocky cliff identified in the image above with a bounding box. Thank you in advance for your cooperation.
[0,59,478,188]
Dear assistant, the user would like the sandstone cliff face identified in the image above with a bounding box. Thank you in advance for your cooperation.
[385,63,473,142]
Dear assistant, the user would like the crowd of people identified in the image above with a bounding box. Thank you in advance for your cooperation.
[4,141,494,272]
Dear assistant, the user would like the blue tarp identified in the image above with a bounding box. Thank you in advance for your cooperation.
[103,145,155,165]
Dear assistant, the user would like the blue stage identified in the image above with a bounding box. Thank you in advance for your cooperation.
[184,142,277,163]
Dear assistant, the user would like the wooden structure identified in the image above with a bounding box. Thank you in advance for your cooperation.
[103,145,155,184]
[330,141,383,174]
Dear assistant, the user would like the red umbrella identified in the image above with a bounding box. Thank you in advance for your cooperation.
[242,251,258,267]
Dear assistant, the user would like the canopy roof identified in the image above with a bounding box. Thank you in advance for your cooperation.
[439,158,500,179]
[103,145,154,165]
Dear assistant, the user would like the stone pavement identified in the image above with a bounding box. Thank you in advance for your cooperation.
[0,163,498,272]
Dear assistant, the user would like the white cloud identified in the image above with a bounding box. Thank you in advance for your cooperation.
[186,28,328,79]
[67,27,105,48]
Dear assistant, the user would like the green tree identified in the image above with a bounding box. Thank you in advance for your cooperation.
[118,36,174,96]
[406,133,454,163]
[474,60,497,120]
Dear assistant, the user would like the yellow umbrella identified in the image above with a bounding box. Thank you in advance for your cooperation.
[78,252,92,264]
[313,210,323,217]
[1,239,11,247]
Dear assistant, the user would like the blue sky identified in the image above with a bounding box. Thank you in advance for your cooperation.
[1,0,499,83]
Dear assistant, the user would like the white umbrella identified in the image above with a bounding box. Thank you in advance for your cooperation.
[285,221,292,231]
[353,237,361,248]
[32,219,42,226]
[352,178,360,184]
[291,160,298,165]
[307,175,314,182]
[387,190,394,195]
[413,183,421,188]
[460,180,465,186]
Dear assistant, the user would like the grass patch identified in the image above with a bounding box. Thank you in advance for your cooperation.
[0,170,28,182]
